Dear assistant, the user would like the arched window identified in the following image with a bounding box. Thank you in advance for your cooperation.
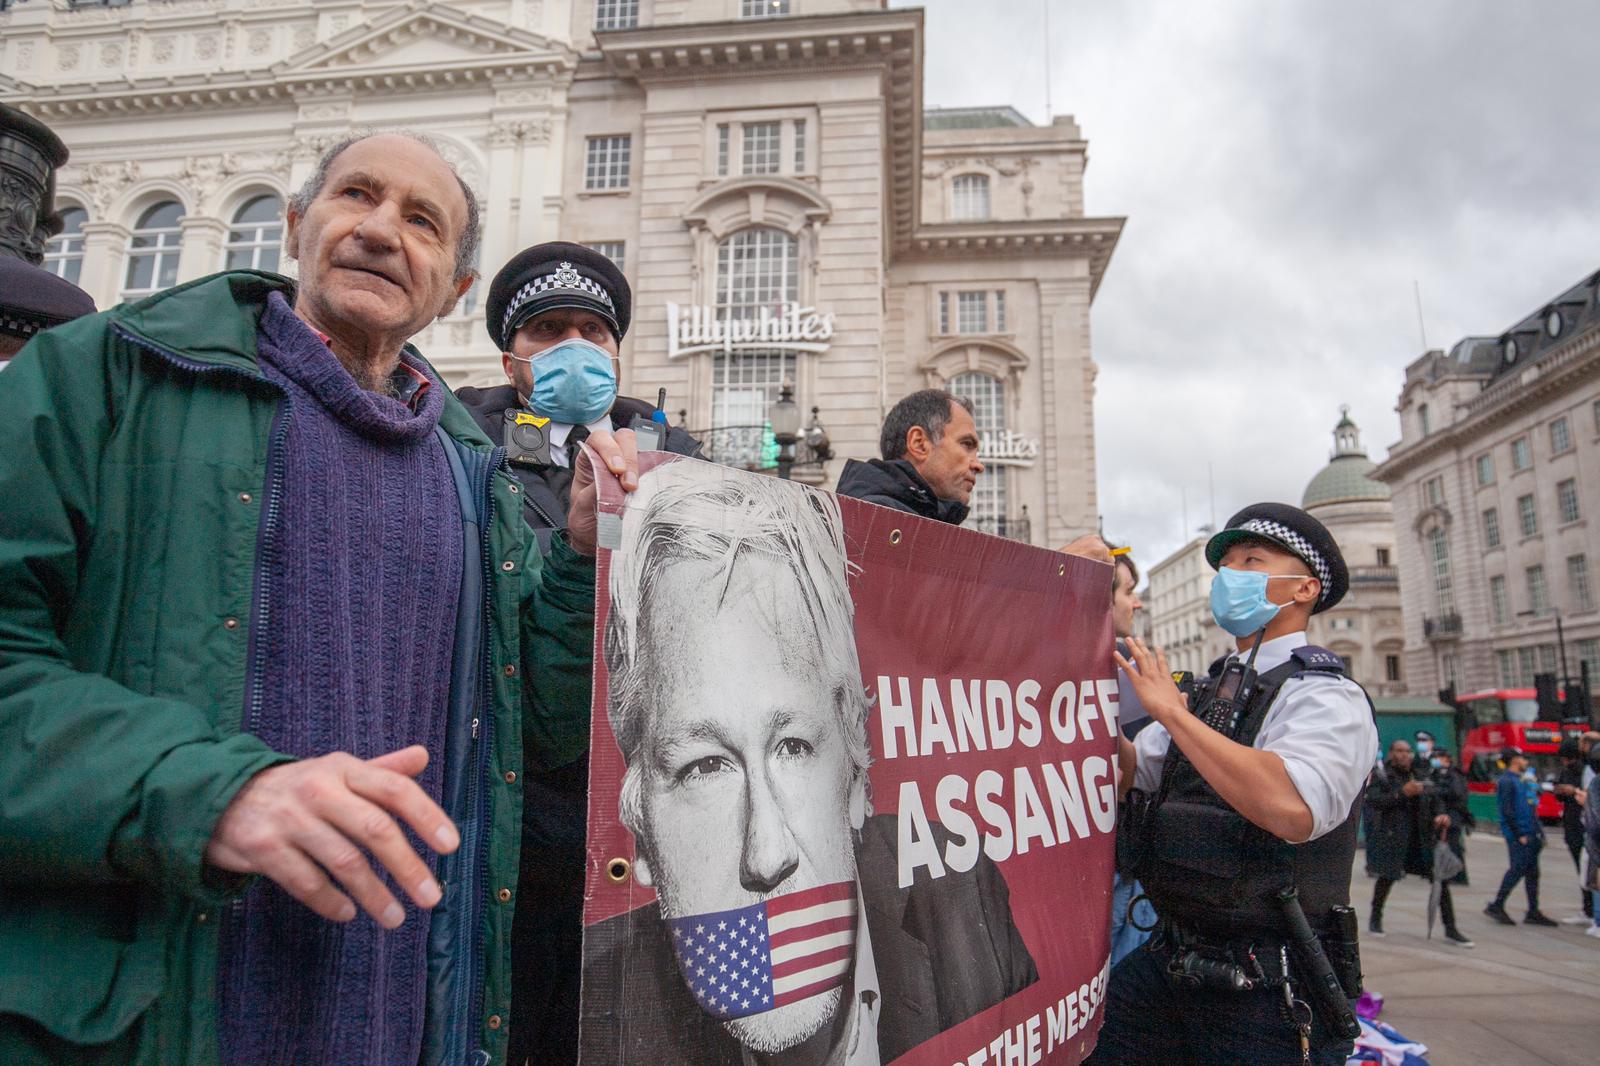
[951,173,990,221]
[951,370,1007,533]
[123,201,185,300]
[224,195,284,273]
[1426,527,1453,616]
[44,206,88,285]
[710,227,800,466]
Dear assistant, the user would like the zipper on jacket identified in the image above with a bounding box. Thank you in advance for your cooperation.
[459,445,507,1058]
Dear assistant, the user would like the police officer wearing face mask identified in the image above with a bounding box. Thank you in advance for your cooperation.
[459,242,703,556]
[1091,504,1379,1066]
[456,244,701,1066]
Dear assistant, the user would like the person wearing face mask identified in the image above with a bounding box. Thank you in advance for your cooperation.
[1363,740,1472,945]
[457,244,702,1066]
[459,243,703,556]
[1428,748,1473,887]
[1553,736,1593,923]
[1089,504,1378,1066]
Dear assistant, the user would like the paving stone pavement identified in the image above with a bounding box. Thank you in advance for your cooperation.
[1349,831,1600,1065]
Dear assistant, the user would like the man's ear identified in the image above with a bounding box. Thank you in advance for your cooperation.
[283,206,301,261]
[436,271,477,320]
[904,425,930,461]
[1297,577,1321,608]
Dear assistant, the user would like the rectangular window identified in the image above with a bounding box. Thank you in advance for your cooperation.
[1476,453,1495,486]
[742,121,781,175]
[951,174,991,222]
[956,291,988,333]
[938,292,949,334]
[1423,477,1443,507]
[1428,528,1454,616]
[1511,436,1532,470]
[1518,646,1538,684]
[792,118,806,173]
[1557,478,1581,524]
[1441,652,1459,687]
[716,124,730,177]
[1518,494,1538,537]
[1497,649,1517,687]
[1539,644,1558,675]
[1569,554,1593,612]
[711,350,796,465]
[1385,655,1402,683]
[1527,565,1548,615]
[1490,575,1508,625]
[1376,547,1391,566]
[594,0,639,30]
[741,0,790,16]
[1578,638,1599,677]
[1551,416,1572,455]
[994,290,1007,332]
[1483,508,1501,548]
[584,135,631,190]
[584,241,626,273]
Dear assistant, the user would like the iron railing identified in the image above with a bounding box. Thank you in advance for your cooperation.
[1423,613,1463,640]
[686,424,828,473]
[965,515,1032,543]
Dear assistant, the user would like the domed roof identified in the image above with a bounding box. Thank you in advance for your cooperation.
[1302,408,1391,509]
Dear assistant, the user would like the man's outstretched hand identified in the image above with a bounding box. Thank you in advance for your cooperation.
[566,428,640,556]
[205,745,459,928]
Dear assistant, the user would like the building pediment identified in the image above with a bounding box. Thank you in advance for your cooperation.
[682,176,832,238]
[276,3,575,81]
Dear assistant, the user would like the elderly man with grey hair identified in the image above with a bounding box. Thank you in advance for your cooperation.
[580,459,1036,1066]
[0,130,638,1066]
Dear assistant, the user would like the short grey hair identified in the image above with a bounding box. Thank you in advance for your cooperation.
[880,388,975,461]
[288,130,481,283]
[603,460,872,837]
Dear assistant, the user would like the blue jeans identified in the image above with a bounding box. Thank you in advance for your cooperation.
[1085,938,1352,1066]
[1494,835,1542,911]
[1109,874,1156,967]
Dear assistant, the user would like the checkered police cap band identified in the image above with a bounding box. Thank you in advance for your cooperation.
[1236,517,1332,600]
[500,261,617,344]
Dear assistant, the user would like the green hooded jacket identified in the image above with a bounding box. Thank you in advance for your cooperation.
[0,272,596,1065]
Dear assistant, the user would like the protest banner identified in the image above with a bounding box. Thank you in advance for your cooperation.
[578,454,1117,1066]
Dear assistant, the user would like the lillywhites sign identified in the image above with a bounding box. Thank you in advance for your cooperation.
[980,429,1040,466]
[666,302,835,360]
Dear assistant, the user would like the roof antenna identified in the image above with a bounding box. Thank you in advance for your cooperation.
[1413,280,1429,352]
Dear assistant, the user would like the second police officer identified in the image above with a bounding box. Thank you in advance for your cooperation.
[455,243,702,1066]
[1091,504,1379,1066]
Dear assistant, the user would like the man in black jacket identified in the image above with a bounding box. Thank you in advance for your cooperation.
[1554,737,1592,921]
[1365,739,1473,945]
[1429,747,1472,886]
[835,388,981,524]
[456,242,702,1066]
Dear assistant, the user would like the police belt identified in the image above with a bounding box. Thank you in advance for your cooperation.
[1153,917,1295,992]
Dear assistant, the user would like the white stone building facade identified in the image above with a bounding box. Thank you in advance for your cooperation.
[3,0,1123,548]
[1144,535,1232,680]
[1371,269,1600,699]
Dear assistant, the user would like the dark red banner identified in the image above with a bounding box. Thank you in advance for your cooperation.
[579,454,1117,1065]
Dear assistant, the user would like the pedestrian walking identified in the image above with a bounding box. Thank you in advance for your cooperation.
[1485,750,1557,927]
[1554,736,1593,923]
[1428,747,1472,886]
[1364,740,1472,945]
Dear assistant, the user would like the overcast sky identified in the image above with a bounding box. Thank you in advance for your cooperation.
[898,0,1600,571]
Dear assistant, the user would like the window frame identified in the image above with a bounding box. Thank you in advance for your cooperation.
[1550,416,1573,455]
[1510,436,1532,471]
[950,173,992,222]
[594,0,639,30]
[1517,493,1538,537]
[121,200,186,301]
[222,194,284,273]
[1557,478,1581,525]
[43,204,89,285]
[1482,507,1501,549]
[584,134,633,191]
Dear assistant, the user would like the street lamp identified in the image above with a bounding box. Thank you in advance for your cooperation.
[804,405,832,463]
[768,381,802,481]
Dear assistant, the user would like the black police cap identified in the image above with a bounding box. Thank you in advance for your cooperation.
[1204,502,1349,613]
[0,256,96,342]
[485,241,630,351]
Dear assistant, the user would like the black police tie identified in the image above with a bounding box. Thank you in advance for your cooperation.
[565,424,590,469]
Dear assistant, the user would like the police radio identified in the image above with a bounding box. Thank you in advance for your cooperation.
[502,409,553,466]
[626,388,671,453]
[1192,633,1266,738]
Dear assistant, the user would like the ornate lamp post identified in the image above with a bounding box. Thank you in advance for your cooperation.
[768,381,802,481]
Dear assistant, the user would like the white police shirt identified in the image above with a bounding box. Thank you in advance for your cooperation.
[547,415,614,469]
[1131,630,1378,843]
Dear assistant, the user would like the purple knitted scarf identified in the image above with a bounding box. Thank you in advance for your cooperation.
[217,293,463,1066]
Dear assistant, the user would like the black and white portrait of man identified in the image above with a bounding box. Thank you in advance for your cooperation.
[579,459,1037,1066]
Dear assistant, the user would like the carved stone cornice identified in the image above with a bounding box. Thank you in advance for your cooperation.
[898,216,1124,297]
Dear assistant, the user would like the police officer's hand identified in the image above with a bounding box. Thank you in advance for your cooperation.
[567,429,640,556]
[1402,779,1424,797]
[1113,637,1188,723]
[205,745,459,927]
[1060,534,1114,565]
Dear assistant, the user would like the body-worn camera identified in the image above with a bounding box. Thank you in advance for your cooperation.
[503,409,553,466]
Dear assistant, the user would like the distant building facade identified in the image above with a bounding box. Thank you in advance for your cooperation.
[1301,410,1405,697]
[1371,269,1600,698]
[2,0,1123,548]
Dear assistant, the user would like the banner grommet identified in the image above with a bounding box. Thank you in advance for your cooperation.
[605,858,631,884]
[889,529,902,545]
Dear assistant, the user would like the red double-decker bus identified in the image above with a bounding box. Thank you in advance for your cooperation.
[1455,688,1588,820]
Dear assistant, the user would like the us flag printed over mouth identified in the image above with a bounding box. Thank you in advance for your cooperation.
[665,881,857,1020]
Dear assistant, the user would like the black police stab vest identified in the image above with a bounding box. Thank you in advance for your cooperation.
[1137,646,1372,940]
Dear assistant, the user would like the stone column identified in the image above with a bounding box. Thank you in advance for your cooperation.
[177,215,230,283]
[79,220,131,309]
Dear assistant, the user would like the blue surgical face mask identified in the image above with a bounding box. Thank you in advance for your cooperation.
[1209,567,1308,638]
[515,338,617,425]
[1429,757,1443,770]
[1416,740,1433,757]
[1522,769,1537,783]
